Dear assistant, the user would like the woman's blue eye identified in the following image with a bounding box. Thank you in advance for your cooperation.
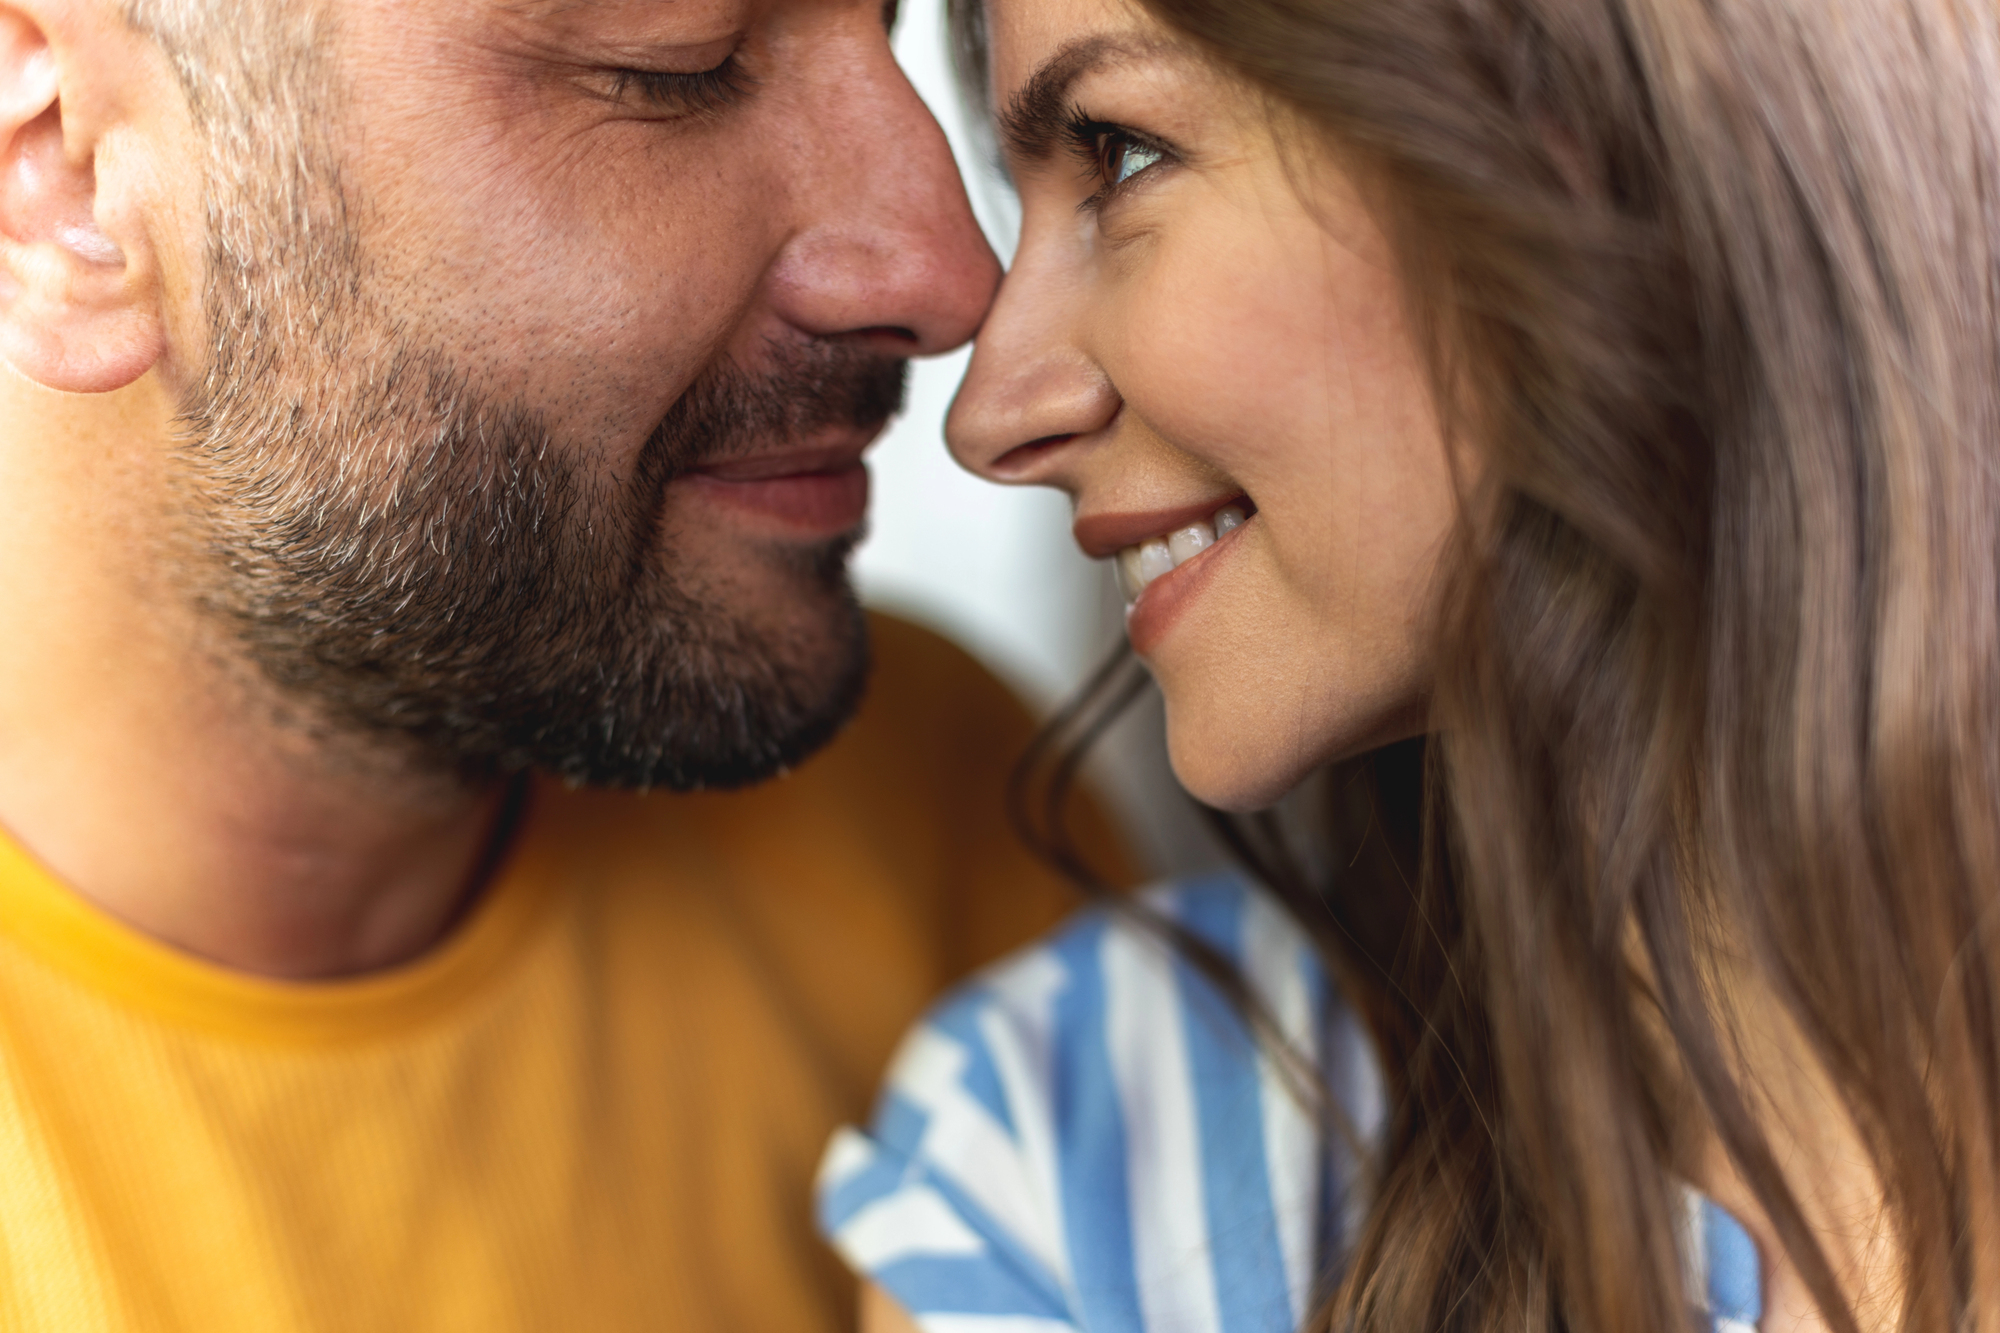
[1095,131,1163,190]
[1065,118,1174,207]
[1115,142,1162,184]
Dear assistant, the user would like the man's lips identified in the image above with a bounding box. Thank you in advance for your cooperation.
[692,443,872,482]
[682,443,874,536]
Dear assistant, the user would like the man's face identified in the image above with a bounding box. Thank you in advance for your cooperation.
[153,0,997,788]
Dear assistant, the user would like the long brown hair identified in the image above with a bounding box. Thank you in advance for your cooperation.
[973,0,2000,1328]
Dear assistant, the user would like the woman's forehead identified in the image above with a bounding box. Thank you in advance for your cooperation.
[983,0,1168,97]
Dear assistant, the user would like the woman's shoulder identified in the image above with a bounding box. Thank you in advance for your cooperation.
[816,870,1380,1333]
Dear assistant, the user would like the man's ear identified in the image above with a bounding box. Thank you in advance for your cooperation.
[0,3,162,394]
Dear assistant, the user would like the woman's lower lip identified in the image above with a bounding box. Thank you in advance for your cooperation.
[1125,517,1250,655]
[683,465,870,535]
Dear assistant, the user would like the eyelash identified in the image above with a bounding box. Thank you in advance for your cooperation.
[608,57,754,118]
[1063,113,1172,209]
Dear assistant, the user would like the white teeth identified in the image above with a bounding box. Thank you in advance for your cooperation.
[1167,522,1213,565]
[1113,501,1250,603]
[1117,546,1145,601]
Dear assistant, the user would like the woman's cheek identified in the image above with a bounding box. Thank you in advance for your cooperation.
[1099,283,1273,453]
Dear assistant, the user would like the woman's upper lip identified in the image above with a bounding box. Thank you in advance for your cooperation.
[1072,495,1250,559]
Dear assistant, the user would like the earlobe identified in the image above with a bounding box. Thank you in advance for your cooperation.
[0,4,162,395]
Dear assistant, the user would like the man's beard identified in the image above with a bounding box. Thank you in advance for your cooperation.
[175,248,902,791]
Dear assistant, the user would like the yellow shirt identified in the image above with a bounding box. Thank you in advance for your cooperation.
[0,615,1112,1332]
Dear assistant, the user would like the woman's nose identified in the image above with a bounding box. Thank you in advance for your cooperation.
[946,238,1119,486]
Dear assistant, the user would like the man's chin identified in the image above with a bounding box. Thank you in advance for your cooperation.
[221,536,874,794]
[513,568,872,793]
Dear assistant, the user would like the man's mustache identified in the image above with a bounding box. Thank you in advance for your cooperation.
[642,339,910,479]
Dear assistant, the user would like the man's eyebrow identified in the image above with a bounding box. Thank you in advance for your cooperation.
[997,33,1158,162]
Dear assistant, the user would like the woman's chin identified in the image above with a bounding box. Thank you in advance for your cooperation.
[1164,727,1321,814]
[1163,696,1432,814]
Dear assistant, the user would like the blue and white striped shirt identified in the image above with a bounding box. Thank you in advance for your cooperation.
[817,873,1762,1333]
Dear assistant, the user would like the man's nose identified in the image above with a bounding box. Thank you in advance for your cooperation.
[762,31,1000,356]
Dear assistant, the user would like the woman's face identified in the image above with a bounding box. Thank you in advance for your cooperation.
[948,0,1459,810]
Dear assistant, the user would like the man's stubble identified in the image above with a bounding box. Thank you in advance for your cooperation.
[159,10,898,791]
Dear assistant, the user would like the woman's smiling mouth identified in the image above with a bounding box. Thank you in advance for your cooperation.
[1069,494,1259,655]
[1112,499,1252,602]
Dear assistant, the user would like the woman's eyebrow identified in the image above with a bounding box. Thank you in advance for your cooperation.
[998,33,1160,161]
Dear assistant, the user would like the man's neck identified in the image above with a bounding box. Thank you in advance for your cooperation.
[0,368,509,980]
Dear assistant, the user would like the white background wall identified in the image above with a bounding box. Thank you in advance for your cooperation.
[853,0,1082,705]
[851,4,1224,878]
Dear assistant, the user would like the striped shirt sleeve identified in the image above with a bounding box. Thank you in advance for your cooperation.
[816,872,1372,1333]
[1677,1186,1765,1333]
